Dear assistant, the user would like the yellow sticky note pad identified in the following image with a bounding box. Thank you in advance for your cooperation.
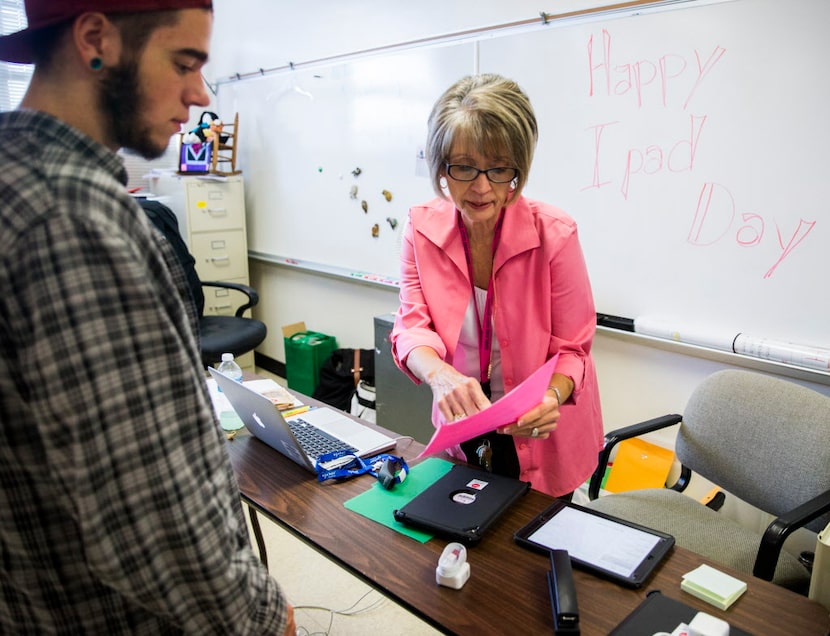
[681,564,747,610]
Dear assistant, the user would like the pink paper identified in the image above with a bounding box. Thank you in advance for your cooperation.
[417,354,559,458]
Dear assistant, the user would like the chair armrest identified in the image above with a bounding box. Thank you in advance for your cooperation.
[754,488,830,581]
[201,280,260,317]
[587,414,683,500]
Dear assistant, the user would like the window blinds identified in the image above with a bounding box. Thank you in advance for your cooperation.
[0,0,32,111]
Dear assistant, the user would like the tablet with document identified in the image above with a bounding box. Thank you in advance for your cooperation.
[514,500,674,588]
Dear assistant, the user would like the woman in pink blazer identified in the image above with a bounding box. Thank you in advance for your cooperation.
[391,74,603,498]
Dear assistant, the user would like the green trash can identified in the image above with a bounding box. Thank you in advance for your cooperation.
[284,331,338,395]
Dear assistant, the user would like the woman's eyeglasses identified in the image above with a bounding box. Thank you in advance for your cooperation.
[445,163,518,184]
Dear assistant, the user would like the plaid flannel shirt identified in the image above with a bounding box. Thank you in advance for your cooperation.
[0,111,287,634]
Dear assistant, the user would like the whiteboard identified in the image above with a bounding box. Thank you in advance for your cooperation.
[220,0,830,352]
[219,43,475,279]
[479,0,830,348]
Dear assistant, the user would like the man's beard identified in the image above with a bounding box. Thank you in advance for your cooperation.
[98,60,168,160]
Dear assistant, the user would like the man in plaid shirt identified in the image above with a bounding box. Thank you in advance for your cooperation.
[0,1,294,633]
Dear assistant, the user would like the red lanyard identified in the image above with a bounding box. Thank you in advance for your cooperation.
[457,210,505,388]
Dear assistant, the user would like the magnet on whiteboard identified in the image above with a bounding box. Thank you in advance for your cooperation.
[349,185,358,199]
[382,189,393,202]
[387,217,398,230]
[352,167,362,177]
[371,223,379,238]
[361,200,368,213]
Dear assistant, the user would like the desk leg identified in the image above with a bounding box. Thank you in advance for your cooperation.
[247,504,268,570]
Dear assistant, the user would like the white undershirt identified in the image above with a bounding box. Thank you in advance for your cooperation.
[453,287,504,401]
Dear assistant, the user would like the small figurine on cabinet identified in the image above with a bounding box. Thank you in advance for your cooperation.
[179,110,241,176]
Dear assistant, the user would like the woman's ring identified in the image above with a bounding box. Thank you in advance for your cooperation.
[531,427,540,438]
[454,414,464,421]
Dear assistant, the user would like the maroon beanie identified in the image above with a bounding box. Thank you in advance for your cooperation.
[0,0,213,64]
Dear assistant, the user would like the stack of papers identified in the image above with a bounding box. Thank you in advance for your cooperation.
[681,564,747,610]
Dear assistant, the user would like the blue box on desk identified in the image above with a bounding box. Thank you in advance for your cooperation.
[283,323,338,395]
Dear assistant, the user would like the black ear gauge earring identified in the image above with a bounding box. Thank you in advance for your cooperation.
[89,57,103,71]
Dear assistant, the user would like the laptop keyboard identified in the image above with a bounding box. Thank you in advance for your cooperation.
[288,417,358,458]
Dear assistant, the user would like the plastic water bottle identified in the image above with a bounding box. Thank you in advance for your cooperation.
[216,353,243,389]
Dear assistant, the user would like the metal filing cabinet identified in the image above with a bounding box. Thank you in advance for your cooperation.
[374,313,434,444]
[149,173,254,369]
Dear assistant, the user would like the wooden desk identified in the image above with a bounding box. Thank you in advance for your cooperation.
[225,425,829,635]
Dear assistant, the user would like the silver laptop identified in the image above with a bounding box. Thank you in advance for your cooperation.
[209,367,396,472]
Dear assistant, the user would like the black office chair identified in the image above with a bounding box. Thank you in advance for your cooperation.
[139,199,267,368]
[198,280,266,366]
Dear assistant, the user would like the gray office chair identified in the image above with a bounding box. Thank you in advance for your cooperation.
[585,369,830,593]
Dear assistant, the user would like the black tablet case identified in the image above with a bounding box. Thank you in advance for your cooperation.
[393,464,530,545]
[610,591,751,635]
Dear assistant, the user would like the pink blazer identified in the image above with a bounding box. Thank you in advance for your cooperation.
[391,195,604,497]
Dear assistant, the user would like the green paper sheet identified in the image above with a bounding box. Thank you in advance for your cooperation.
[343,457,454,542]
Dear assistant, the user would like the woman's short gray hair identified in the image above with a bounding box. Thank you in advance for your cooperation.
[426,73,538,200]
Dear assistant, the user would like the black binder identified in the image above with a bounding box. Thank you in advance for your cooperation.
[610,591,751,635]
